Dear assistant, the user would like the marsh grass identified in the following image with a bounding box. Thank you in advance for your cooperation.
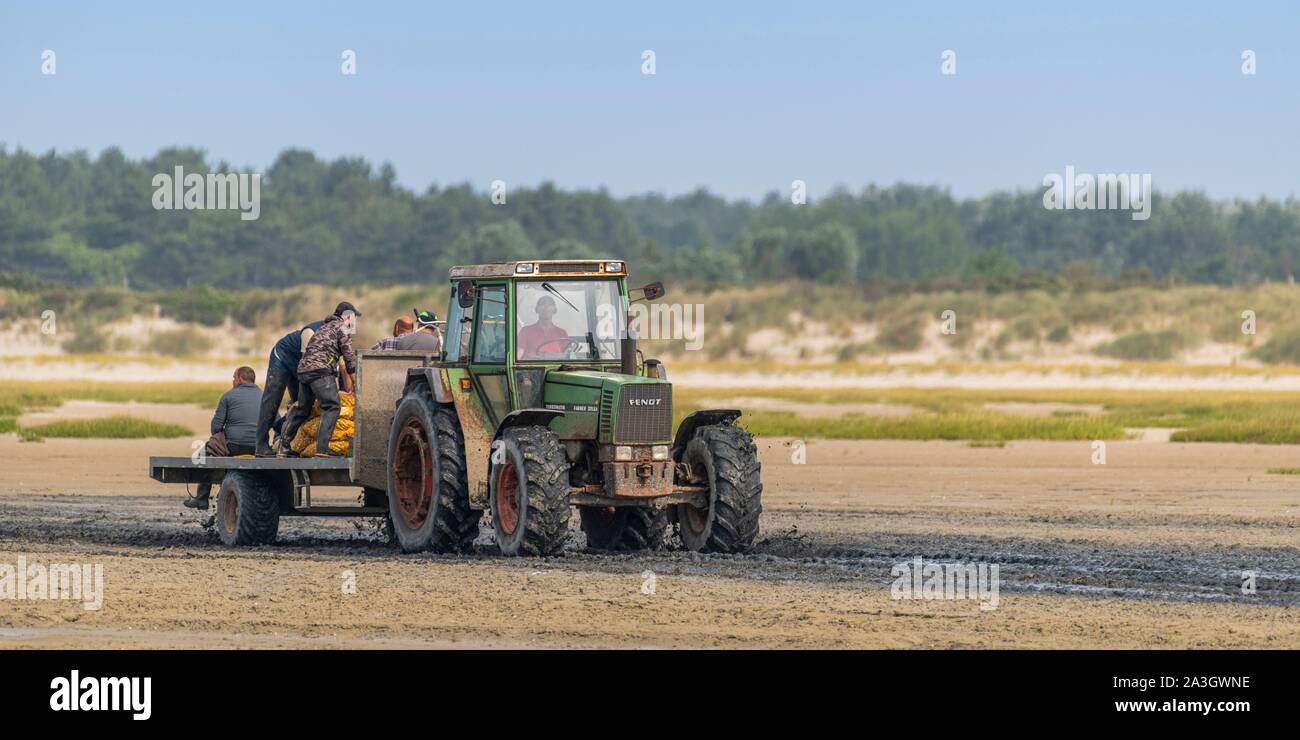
[5,379,1300,444]
[676,386,1300,443]
[0,382,223,440]
[19,415,192,441]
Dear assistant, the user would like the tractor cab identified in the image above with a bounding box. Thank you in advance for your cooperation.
[442,260,632,429]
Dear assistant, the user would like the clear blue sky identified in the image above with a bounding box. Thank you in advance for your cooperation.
[2,1,1296,200]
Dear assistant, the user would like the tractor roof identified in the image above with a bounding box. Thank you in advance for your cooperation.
[449,259,626,280]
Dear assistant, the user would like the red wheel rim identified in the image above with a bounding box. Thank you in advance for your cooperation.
[221,486,239,533]
[394,419,433,530]
[590,506,618,528]
[682,503,707,535]
[495,461,520,535]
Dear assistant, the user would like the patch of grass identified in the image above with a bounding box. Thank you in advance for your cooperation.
[1045,323,1071,343]
[147,329,215,357]
[1094,329,1198,361]
[18,416,193,440]
[0,417,16,434]
[1266,467,1300,475]
[1169,416,1300,444]
[1251,325,1300,365]
[61,328,109,354]
[0,381,226,411]
[875,318,924,352]
[676,386,1300,443]
[735,410,1129,442]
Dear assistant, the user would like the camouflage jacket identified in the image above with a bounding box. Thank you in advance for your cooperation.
[296,315,358,377]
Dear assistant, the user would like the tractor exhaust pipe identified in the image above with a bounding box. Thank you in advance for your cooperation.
[621,335,637,376]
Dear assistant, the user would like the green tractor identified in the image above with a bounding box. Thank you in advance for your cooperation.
[362,259,763,556]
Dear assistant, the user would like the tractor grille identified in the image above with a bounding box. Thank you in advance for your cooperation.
[615,383,673,443]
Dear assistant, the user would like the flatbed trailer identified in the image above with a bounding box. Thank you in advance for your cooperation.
[148,455,388,545]
[148,456,383,515]
[148,350,435,545]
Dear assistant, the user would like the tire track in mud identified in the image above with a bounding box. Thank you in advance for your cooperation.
[1,496,1296,607]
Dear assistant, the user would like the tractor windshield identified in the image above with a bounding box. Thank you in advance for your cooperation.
[516,279,624,361]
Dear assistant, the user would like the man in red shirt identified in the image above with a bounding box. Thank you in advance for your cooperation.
[518,295,570,359]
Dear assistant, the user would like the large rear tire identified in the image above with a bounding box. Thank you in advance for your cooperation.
[675,424,762,553]
[215,471,280,546]
[580,505,668,551]
[491,425,570,556]
[386,384,481,553]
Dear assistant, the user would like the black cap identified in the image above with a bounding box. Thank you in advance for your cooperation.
[334,301,362,318]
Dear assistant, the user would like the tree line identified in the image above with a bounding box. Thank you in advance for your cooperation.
[2,145,1299,290]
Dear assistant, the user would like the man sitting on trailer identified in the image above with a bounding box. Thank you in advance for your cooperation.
[185,366,262,509]
[370,315,414,350]
[392,309,441,351]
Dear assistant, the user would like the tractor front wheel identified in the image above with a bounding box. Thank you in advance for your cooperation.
[490,425,570,556]
[675,424,763,553]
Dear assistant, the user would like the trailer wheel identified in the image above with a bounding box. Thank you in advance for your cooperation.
[580,505,668,551]
[675,424,762,553]
[215,471,280,546]
[491,425,570,556]
[387,384,481,553]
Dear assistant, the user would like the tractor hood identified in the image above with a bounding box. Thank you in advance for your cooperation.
[541,369,673,443]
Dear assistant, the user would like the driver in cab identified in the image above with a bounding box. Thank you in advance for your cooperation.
[518,295,570,359]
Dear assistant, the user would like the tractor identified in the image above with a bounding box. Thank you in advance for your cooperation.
[378,259,763,556]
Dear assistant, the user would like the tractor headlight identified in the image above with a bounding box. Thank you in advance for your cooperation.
[604,261,623,273]
[614,446,633,461]
[515,263,534,274]
[652,445,670,460]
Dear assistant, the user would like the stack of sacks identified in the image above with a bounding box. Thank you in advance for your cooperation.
[289,391,356,456]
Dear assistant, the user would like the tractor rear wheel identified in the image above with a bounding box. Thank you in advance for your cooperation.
[386,384,481,553]
[580,505,668,551]
[491,425,570,556]
[215,471,280,546]
[675,424,762,553]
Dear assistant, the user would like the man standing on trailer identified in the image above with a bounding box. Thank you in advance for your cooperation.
[254,316,326,456]
[277,301,361,458]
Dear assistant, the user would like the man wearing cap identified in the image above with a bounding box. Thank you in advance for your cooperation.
[254,316,327,456]
[393,309,442,352]
[278,302,361,457]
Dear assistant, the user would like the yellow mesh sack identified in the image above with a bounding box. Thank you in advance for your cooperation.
[290,391,356,456]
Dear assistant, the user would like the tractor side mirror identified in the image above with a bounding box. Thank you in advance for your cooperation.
[457,280,475,309]
[641,281,666,301]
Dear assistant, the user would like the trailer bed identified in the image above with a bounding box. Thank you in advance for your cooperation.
[149,456,352,485]
[148,456,385,518]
